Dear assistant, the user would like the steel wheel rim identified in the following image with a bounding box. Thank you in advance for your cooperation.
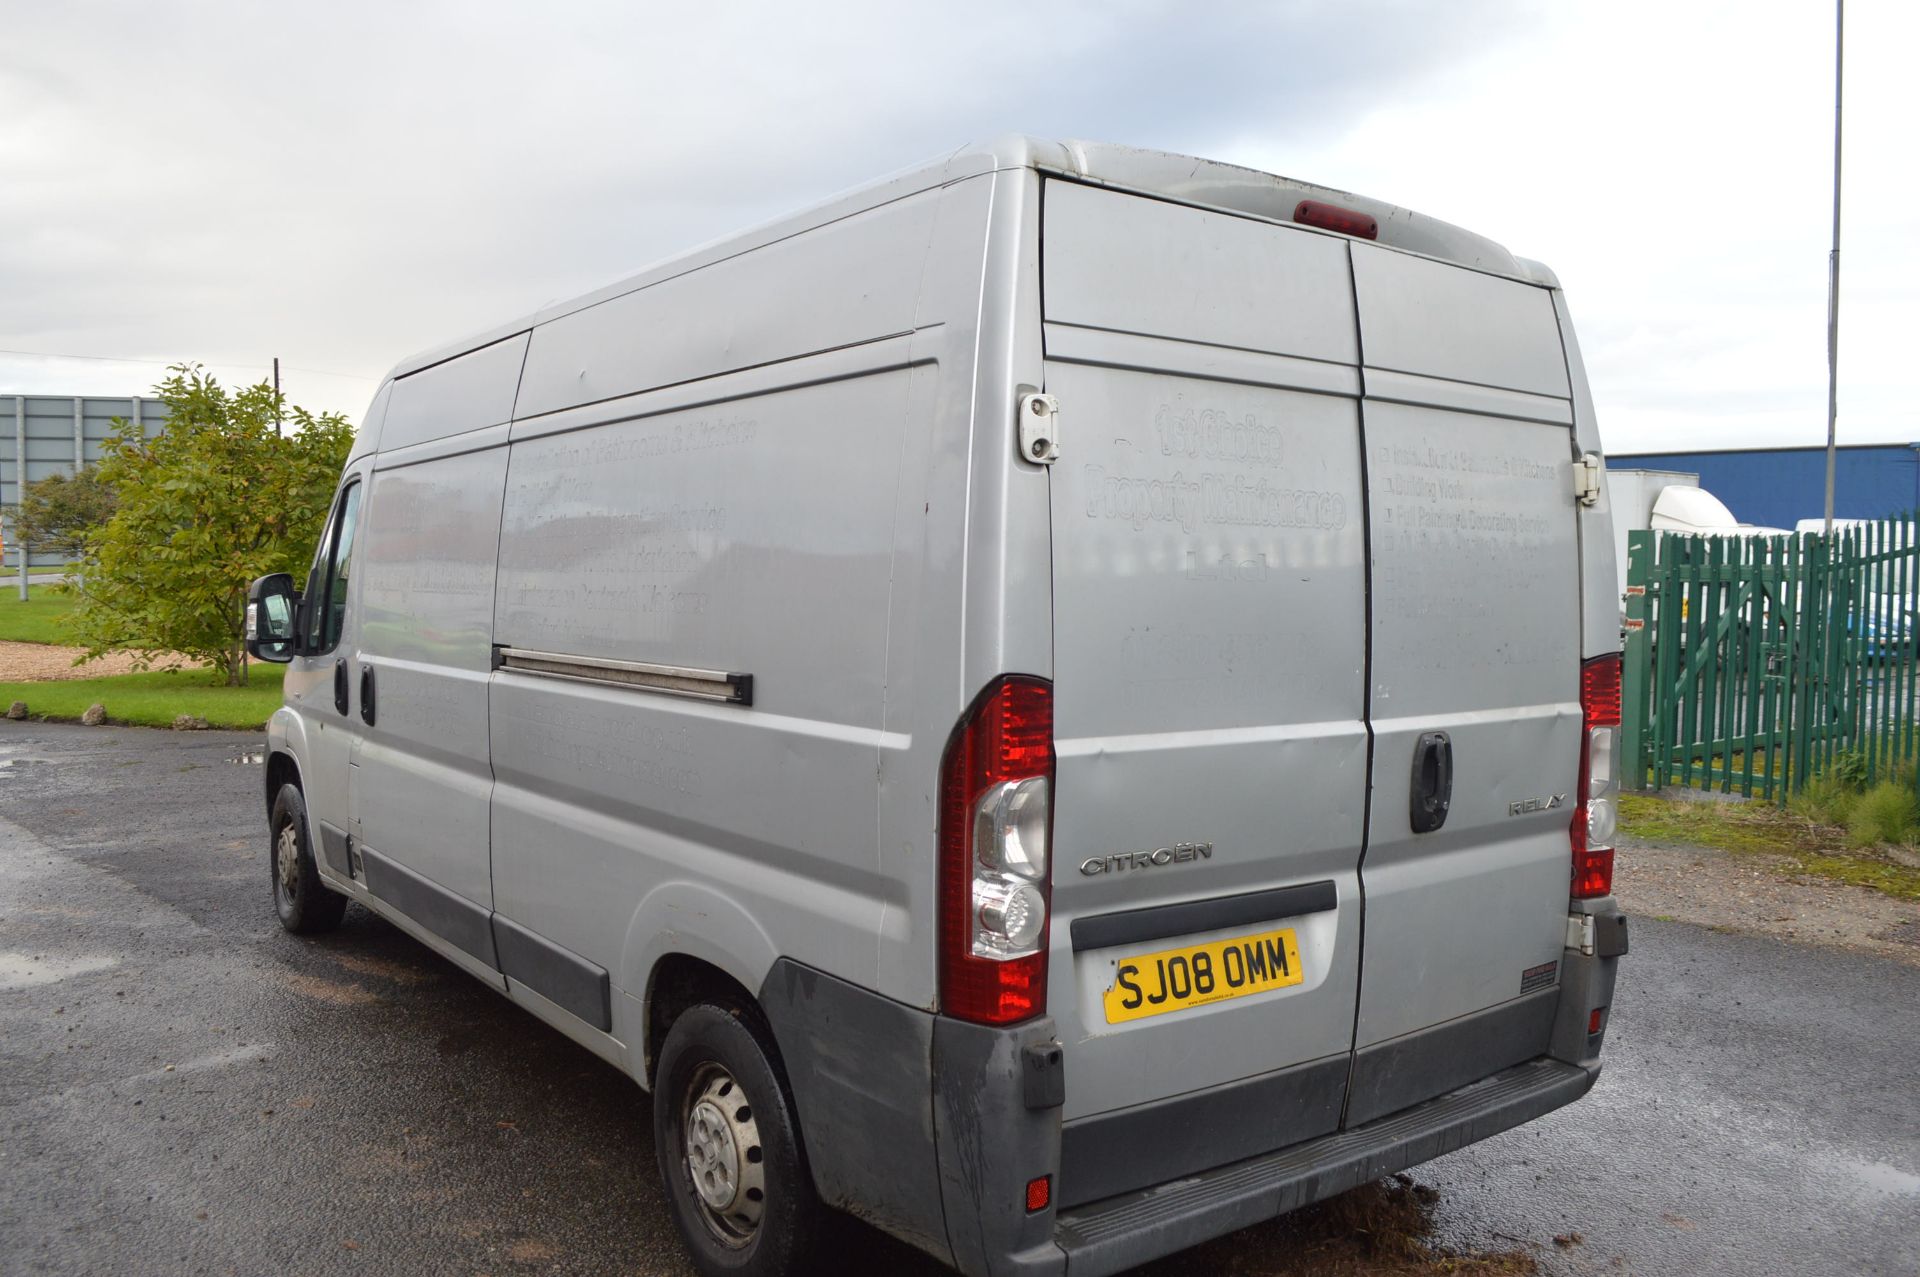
[275,822,301,907]
[680,1062,765,1245]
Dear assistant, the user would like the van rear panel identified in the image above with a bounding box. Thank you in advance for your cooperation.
[1347,247,1585,1114]
[1039,179,1592,1199]
[1040,182,1369,1147]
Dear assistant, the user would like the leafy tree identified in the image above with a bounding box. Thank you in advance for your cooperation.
[67,364,354,684]
[16,467,118,559]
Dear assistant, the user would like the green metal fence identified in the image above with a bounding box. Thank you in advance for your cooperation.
[1622,518,1920,799]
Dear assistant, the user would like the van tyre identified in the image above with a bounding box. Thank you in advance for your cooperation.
[654,1001,823,1277]
[270,784,347,935]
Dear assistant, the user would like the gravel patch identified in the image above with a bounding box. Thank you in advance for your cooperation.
[1616,832,1920,967]
[0,639,197,681]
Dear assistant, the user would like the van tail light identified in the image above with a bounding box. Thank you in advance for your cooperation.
[1294,199,1379,240]
[1572,654,1622,899]
[939,676,1053,1025]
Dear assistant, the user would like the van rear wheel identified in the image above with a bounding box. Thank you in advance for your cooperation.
[269,784,347,935]
[653,1001,822,1277]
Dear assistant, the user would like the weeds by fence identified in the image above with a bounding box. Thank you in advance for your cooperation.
[1622,518,1920,801]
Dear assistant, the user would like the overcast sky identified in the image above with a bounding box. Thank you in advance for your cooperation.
[2,0,1913,455]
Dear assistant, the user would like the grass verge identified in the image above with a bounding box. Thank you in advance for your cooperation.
[0,666,283,729]
[0,584,80,644]
[1619,792,1920,902]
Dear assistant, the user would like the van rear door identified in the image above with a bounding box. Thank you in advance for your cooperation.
[1345,244,1583,1125]
[1039,182,1369,1206]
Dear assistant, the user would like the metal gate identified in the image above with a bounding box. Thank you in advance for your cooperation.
[1622,519,1920,799]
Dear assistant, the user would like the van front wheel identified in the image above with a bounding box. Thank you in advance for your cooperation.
[269,784,347,935]
[653,1001,822,1277]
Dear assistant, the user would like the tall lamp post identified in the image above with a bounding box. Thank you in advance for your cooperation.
[1822,0,1844,535]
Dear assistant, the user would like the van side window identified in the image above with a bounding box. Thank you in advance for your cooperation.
[303,481,362,654]
[301,502,340,652]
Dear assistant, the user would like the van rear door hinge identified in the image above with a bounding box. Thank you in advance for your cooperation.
[1018,392,1059,465]
[1566,912,1596,956]
[1574,452,1603,507]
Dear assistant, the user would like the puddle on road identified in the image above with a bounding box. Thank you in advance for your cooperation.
[0,744,54,775]
[226,747,264,766]
[128,1042,273,1082]
[0,950,119,990]
[1826,1155,1920,1196]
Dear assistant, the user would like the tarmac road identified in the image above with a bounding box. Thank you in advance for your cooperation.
[2,721,1916,1276]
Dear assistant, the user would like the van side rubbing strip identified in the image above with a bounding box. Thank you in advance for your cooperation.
[360,848,499,968]
[1069,880,1338,954]
[315,820,354,877]
[492,914,612,1031]
[493,646,753,706]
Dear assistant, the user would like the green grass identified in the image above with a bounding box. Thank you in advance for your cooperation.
[0,666,284,729]
[1846,782,1920,848]
[1619,791,1920,901]
[0,584,80,644]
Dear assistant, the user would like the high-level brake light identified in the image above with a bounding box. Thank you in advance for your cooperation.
[1572,654,1623,899]
[939,676,1054,1025]
[1293,199,1379,240]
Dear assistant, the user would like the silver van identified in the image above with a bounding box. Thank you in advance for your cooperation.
[245,137,1627,1277]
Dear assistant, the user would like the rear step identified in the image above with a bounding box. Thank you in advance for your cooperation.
[1053,1057,1595,1277]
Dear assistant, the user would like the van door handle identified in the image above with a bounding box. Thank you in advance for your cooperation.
[333,659,350,716]
[1409,731,1452,834]
[359,665,376,726]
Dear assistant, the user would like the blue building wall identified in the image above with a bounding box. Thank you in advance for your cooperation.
[1614,445,1920,530]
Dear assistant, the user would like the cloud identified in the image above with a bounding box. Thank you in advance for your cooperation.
[0,0,1911,460]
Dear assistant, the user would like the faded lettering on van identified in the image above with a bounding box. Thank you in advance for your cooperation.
[639,585,709,615]
[1379,444,1558,482]
[1368,420,1576,684]
[1155,405,1284,467]
[1184,551,1269,583]
[1082,464,1347,534]
[510,582,639,613]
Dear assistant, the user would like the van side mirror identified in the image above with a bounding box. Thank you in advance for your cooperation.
[246,573,300,663]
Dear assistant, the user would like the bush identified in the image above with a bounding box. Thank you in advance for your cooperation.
[1845,782,1920,848]
[1792,769,1862,828]
[1827,748,1872,790]
[64,365,353,685]
[1790,750,1920,839]
[16,468,117,559]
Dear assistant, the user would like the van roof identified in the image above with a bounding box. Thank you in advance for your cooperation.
[388,135,1545,382]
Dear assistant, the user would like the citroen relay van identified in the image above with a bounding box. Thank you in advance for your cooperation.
[245,137,1628,1277]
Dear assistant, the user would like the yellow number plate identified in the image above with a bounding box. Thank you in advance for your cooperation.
[1102,926,1304,1024]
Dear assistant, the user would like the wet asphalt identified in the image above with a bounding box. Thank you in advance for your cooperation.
[1,721,1916,1277]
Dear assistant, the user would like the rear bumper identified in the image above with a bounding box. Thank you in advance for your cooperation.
[1049,1057,1597,1277]
[758,902,1623,1277]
